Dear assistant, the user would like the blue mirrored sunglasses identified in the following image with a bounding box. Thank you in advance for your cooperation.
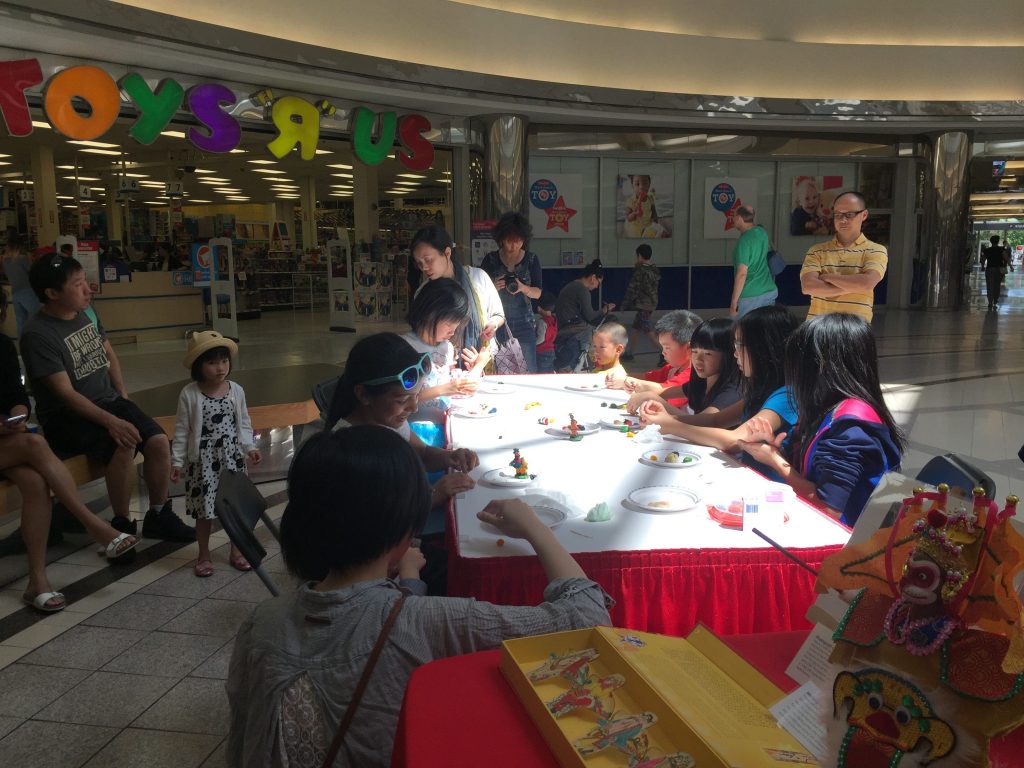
[363,353,432,390]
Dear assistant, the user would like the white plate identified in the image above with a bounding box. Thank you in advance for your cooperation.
[481,494,568,530]
[564,381,606,392]
[637,448,702,468]
[481,467,535,487]
[545,422,601,438]
[599,414,640,430]
[451,404,497,418]
[628,485,702,513]
[477,380,516,395]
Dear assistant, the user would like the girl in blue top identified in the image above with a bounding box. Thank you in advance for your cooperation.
[639,306,799,467]
[739,313,903,527]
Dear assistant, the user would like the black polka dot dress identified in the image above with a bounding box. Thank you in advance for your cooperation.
[185,392,247,520]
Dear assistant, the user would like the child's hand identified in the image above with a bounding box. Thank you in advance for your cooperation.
[740,415,778,444]
[170,467,181,483]
[627,391,661,415]
[394,545,426,580]
[453,376,478,396]
[476,498,543,540]
[461,346,481,369]
[447,448,479,472]
[605,372,626,389]
[248,449,262,465]
[622,377,641,393]
[736,437,787,472]
[639,399,671,426]
[432,472,475,502]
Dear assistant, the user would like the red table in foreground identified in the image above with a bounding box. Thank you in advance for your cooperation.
[392,631,1024,768]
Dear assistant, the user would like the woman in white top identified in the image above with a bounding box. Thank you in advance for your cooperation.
[411,225,504,371]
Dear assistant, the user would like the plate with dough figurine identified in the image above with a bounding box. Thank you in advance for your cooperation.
[637,447,702,468]
[599,414,639,430]
[481,467,536,487]
[450,403,498,418]
[627,485,702,513]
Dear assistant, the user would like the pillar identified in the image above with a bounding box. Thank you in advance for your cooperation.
[923,131,971,309]
[298,176,317,255]
[888,156,918,308]
[105,183,124,244]
[452,145,471,254]
[352,164,378,252]
[482,115,527,217]
[29,144,58,247]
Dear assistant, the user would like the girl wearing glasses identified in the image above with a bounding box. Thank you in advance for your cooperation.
[639,305,800,479]
[737,313,903,526]
[327,333,479,511]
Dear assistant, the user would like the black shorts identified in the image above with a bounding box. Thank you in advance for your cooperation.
[42,397,165,464]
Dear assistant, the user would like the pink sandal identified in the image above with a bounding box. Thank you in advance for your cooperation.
[194,559,215,578]
[229,552,252,572]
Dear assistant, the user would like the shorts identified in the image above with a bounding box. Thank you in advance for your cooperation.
[632,310,654,333]
[42,397,165,464]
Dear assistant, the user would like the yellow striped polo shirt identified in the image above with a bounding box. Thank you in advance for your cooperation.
[800,234,888,321]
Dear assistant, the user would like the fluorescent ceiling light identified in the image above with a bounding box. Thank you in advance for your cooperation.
[160,130,186,139]
[229,148,246,154]
[123,173,148,178]
[331,173,353,179]
[61,204,77,209]
[31,120,50,129]
[247,159,277,165]
[63,175,100,181]
[56,164,76,170]
[80,148,122,156]
[397,173,426,179]
[252,168,284,174]
[386,189,411,194]
[226,196,250,201]
[314,149,332,155]
[330,192,352,197]
[194,169,216,174]
[277,194,300,198]
[187,199,212,203]
[200,178,230,184]
[437,178,452,184]
[327,164,353,170]
[393,180,419,186]
[142,200,166,205]
[139,182,165,187]
[68,140,119,148]
[0,162,10,167]
[214,188,241,193]
[57,194,73,200]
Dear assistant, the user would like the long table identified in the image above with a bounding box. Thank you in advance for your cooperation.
[443,373,851,636]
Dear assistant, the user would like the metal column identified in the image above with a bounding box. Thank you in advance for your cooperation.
[924,132,971,309]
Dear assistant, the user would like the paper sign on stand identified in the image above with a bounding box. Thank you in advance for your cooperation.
[327,235,355,332]
[208,238,238,340]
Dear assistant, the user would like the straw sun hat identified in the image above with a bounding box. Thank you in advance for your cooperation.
[183,330,238,368]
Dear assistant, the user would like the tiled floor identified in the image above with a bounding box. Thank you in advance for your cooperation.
[0,291,1022,766]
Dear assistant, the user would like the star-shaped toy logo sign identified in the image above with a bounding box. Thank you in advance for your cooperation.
[545,195,576,232]
[723,199,743,232]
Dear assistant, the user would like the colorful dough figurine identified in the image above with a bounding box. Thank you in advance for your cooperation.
[509,448,529,480]
[567,413,582,442]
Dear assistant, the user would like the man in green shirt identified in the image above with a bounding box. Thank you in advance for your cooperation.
[730,205,777,318]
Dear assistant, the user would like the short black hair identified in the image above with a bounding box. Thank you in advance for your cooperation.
[190,346,233,382]
[538,290,557,311]
[635,243,652,260]
[29,253,82,303]
[280,426,431,581]
[492,211,532,247]
[735,205,755,224]
[582,259,604,279]
[654,310,702,345]
[407,277,468,339]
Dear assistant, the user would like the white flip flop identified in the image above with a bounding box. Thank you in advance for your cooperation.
[23,591,66,613]
[99,532,138,560]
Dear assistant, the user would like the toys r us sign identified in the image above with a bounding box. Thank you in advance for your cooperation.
[0,59,435,171]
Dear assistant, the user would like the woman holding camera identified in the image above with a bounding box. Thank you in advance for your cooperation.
[480,212,543,372]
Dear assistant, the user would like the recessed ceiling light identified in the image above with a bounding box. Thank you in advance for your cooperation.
[386,189,411,194]
[277,194,300,199]
[393,181,419,186]
[226,196,250,201]
[142,200,166,205]
[200,178,230,184]
[437,178,452,184]
[61,204,77,209]
[194,169,216,174]
[247,159,277,165]
[314,149,332,155]
[57,194,73,200]
[187,199,212,203]
[56,164,76,170]
[252,168,284,174]
[214,188,241,193]
[397,173,426,179]
[271,186,300,191]
[228,148,246,154]
[123,173,149,178]
[63,175,100,181]
[139,182,165,187]
[68,140,119,148]
[80,148,122,156]
[160,130,186,139]
[31,120,50,129]
[331,173,353,179]
[327,163,353,170]
[330,192,352,197]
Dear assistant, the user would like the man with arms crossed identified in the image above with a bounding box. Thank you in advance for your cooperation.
[20,255,195,541]
[800,191,888,322]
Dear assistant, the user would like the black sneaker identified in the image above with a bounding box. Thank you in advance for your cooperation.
[142,501,196,542]
[111,515,138,536]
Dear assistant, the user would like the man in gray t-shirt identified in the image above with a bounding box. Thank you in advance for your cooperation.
[20,254,194,542]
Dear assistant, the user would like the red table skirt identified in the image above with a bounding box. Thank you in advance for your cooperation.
[446,517,841,636]
[393,631,1024,768]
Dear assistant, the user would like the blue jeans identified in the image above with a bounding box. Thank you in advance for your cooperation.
[12,288,40,337]
[512,328,538,373]
[736,289,778,318]
[536,350,555,373]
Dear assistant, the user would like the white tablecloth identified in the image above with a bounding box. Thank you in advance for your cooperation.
[447,373,850,559]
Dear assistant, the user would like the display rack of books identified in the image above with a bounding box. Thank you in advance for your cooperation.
[390,251,410,315]
[292,264,329,310]
[252,253,297,310]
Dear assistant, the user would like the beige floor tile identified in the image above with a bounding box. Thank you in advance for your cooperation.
[64,581,143,616]
[1,610,87,649]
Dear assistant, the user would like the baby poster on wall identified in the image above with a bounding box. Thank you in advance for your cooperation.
[528,174,582,238]
[616,172,673,238]
[703,178,758,239]
[790,175,845,236]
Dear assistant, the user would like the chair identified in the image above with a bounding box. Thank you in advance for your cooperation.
[214,469,281,597]
[915,453,996,499]
[312,375,340,421]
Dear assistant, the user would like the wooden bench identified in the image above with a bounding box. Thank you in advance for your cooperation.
[0,451,145,517]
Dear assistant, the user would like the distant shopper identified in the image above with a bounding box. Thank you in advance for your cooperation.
[800,191,888,322]
[534,291,558,374]
[479,212,543,372]
[621,243,660,360]
[1,233,39,336]
[730,206,776,318]
[554,260,615,371]
[981,235,1010,311]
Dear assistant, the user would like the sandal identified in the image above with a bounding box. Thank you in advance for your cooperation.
[102,533,139,561]
[23,591,66,613]
[229,552,252,572]
[194,559,215,578]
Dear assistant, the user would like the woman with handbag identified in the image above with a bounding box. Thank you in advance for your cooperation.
[479,212,543,372]
[411,225,504,371]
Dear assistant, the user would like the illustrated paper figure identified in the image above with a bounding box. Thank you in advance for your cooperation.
[574,712,658,757]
